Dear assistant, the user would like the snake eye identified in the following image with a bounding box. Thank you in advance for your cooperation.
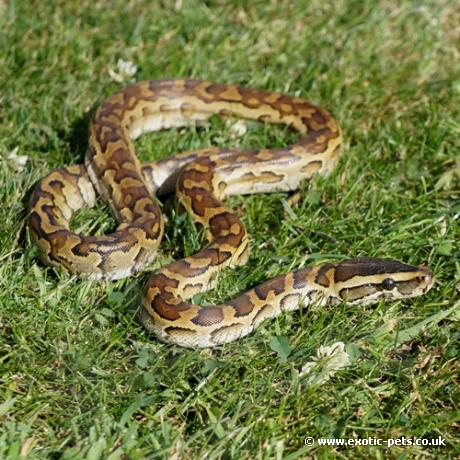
[382,278,396,291]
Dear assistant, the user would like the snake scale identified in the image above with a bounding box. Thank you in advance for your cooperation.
[29,79,433,348]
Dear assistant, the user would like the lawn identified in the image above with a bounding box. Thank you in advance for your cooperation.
[0,0,459,458]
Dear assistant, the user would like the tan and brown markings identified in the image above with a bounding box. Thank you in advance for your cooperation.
[29,79,433,348]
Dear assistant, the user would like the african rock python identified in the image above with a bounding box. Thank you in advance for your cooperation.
[29,79,433,348]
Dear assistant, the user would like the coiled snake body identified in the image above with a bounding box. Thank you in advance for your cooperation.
[29,79,433,348]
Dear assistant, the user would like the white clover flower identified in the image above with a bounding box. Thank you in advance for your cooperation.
[108,59,138,83]
[228,119,248,139]
[6,147,29,171]
[299,341,350,386]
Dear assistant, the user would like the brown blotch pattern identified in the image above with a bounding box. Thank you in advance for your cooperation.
[191,307,224,327]
[292,268,310,289]
[315,263,335,287]
[254,276,286,300]
[229,294,255,317]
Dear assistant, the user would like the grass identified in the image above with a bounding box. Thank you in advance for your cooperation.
[0,0,459,458]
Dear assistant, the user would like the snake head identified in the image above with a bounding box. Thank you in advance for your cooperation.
[331,257,434,305]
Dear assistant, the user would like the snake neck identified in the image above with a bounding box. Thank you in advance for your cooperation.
[141,265,337,348]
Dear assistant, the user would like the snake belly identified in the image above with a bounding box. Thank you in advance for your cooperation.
[29,79,434,348]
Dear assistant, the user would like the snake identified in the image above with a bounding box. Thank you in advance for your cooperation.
[28,79,434,348]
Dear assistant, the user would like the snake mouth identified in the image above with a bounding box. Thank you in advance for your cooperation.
[421,271,435,293]
[394,269,434,298]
